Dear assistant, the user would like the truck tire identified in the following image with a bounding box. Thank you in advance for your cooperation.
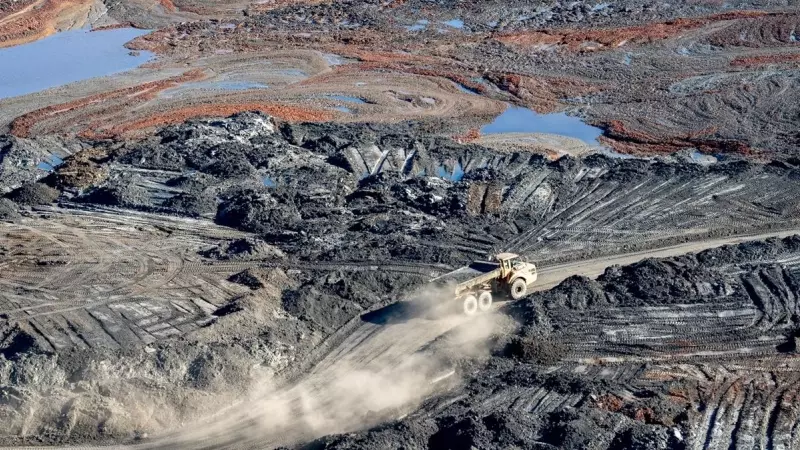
[462,295,478,315]
[510,278,527,300]
[478,291,493,312]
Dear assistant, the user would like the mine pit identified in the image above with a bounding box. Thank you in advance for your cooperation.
[1,1,800,449]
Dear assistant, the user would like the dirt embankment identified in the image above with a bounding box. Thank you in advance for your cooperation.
[0,208,427,444]
[494,11,776,52]
[0,0,97,48]
[731,52,800,67]
[9,70,206,138]
[92,103,334,138]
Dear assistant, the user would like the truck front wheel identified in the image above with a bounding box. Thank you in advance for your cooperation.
[462,295,478,315]
[478,291,493,312]
[510,278,527,300]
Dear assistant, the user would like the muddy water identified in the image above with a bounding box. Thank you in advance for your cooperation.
[481,106,603,144]
[0,28,153,99]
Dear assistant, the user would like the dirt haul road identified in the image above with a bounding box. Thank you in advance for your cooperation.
[21,228,799,450]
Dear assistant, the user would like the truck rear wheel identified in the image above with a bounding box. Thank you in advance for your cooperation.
[510,278,527,300]
[478,291,493,312]
[462,295,478,316]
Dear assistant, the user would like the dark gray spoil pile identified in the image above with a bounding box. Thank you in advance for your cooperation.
[0,198,19,220]
[5,182,60,205]
[303,236,800,450]
[526,235,800,313]
[201,237,286,260]
[2,113,800,446]
[29,112,800,267]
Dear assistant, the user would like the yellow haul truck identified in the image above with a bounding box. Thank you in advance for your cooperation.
[431,253,538,315]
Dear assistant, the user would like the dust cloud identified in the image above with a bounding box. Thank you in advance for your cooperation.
[141,290,506,449]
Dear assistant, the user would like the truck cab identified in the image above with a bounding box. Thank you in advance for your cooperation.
[495,253,538,300]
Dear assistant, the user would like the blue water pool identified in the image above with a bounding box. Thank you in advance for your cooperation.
[442,19,464,29]
[37,154,65,171]
[0,27,153,99]
[437,162,464,181]
[277,69,307,77]
[480,106,603,144]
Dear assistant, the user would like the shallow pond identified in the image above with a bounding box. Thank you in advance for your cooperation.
[691,151,718,164]
[437,162,465,181]
[0,27,153,99]
[37,154,64,171]
[442,19,464,29]
[481,106,603,144]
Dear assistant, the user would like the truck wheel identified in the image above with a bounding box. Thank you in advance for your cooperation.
[462,295,478,316]
[510,278,527,300]
[478,291,493,312]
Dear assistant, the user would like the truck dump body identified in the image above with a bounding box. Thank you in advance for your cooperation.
[420,254,536,311]
[432,261,501,292]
